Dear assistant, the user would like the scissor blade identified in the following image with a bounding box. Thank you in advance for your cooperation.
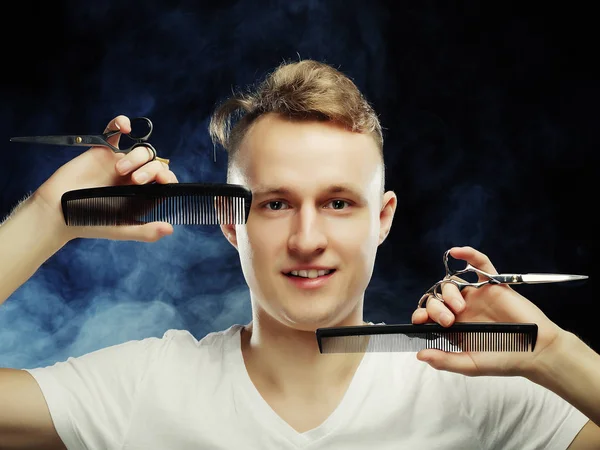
[10,135,103,147]
[520,274,588,284]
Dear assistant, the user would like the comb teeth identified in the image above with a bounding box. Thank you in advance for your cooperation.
[61,183,252,226]
[317,323,538,353]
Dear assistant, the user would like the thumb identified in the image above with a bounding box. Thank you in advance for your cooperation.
[74,222,174,242]
[417,349,480,376]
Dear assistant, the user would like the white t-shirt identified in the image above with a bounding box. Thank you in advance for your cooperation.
[25,324,589,449]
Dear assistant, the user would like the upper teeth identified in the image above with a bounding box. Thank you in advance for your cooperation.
[290,269,332,278]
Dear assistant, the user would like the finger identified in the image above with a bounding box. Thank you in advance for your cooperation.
[130,160,175,184]
[449,246,498,275]
[425,296,455,327]
[155,169,179,184]
[416,350,479,376]
[439,280,466,314]
[103,115,131,150]
[115,145,157,176]
[411,307,431,324]
[77,222,174,243]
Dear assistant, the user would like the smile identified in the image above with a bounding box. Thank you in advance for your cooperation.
[283,269,336,290]
[286,269,335,279]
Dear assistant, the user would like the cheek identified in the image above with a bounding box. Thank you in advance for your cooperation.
[235,226,254,261]
[328,219,380,265]
[328,214,380,245]
[234,227,260,287]
[236,221,283,266]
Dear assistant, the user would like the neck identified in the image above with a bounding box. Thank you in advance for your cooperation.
[240,307,367,398]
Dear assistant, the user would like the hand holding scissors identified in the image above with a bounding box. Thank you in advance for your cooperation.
[10,117,170,165]
[411,246,591,381]
[418,249,588,308]
[13,115,178,244]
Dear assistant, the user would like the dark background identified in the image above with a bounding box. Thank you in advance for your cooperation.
[0,1,597,369]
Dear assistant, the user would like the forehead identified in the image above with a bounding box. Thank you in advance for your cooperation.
[230,114,383,195]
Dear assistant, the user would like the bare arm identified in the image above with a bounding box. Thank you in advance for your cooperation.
[0,369,66,449]
[0,194,69,306]
[535,332,600,449]
[0,115,178,448]
[1,115,177,306]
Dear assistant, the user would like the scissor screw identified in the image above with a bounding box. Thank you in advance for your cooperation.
[75,136,82,144]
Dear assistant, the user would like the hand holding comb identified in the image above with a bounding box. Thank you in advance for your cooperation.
[11,115,252,229]
[317,247,588,354]
[9,115,197,243]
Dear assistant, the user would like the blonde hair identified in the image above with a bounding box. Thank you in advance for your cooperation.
[209,59,384,182]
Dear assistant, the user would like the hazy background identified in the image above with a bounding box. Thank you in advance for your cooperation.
[1,1,597,368]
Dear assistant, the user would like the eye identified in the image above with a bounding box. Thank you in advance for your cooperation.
[326,200,350,210]
[265,200,290,211]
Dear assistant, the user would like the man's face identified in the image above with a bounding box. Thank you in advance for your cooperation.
[224,113,396,331]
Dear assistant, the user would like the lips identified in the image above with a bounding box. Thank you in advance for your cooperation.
[283,269,336,289]
[285,269,335,279]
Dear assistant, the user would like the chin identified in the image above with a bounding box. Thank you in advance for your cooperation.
[277,304,355,332]
[254,285,363,330]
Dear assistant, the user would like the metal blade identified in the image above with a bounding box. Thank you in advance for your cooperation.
[9,135,109,147]
[520,274,588,284]
[10,135,86,146]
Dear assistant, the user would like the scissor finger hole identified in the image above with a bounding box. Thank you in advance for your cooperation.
[444,252,484,283]
[129,117,153,141]
[130,143,156,162]
[145,145,157,162]
[424,295,455,326]
[418,293,436,308]
[451,271,478,284]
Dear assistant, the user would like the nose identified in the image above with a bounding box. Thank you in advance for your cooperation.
[287,205,328,256]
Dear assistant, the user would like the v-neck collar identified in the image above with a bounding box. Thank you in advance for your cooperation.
[226,324,374,448]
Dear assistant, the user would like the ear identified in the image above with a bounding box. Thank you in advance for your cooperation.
[378,191,397,245]
[214,195,241,249]
[220,223,239,249]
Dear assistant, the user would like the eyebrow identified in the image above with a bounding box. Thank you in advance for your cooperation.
[252,184,368,203]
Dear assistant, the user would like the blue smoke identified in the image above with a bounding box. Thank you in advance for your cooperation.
[1,1,596,370]
[0,0,400,369]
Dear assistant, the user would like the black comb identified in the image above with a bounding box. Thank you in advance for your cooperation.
[60,183,252,226]
[316,323,538,353]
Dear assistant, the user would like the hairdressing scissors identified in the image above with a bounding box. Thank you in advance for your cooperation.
[418,249,588,308]
[10,117,169,165]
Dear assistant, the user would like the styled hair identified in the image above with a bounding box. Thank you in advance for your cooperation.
[209,59,384,183]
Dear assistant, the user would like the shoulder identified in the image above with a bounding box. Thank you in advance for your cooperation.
[151,324,244,358]
[161,324,243,345]
[136,325,245,392]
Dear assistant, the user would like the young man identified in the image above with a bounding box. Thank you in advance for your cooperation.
[0,60,598,449]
